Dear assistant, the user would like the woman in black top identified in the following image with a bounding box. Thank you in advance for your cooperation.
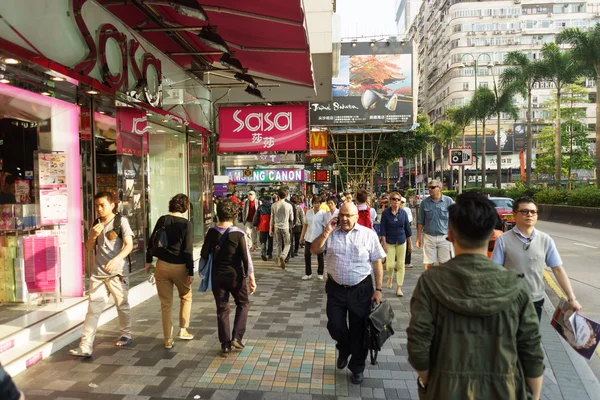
[200,199,257,356]
[146,193,194,349]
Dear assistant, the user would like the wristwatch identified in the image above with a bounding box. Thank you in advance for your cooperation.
[375,288,382,292]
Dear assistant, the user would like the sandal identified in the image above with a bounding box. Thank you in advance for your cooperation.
[69,347,92,358]
[115,336,132,347]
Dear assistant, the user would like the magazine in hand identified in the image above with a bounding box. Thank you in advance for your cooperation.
[551,298,600,360]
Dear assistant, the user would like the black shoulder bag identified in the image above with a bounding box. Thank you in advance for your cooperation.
[364,300,395,365]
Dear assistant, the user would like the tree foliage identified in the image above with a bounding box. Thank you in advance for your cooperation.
[377,114,433,168]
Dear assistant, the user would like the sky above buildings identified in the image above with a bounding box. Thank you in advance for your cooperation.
[336,0,398,39]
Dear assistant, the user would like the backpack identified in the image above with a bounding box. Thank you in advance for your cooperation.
[357,206,373,229]
[257,213,270,232]
[93,213,133,273]
[150,217,169,257]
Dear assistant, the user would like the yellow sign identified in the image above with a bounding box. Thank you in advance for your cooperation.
[309,131,328,156]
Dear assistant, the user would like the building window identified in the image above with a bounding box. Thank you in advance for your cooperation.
[463,82,469,91]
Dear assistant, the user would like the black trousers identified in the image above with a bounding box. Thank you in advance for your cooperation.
[292,230,301,255]
[534,298,544,321]
[304,241,324,276]
[212,273,249,347]
[259,231,273,256]
[326,275,373,374]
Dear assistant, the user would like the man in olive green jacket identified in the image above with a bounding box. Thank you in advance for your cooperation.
[407,192,544,400]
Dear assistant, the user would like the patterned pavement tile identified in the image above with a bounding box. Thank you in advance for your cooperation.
[11,222,600,399]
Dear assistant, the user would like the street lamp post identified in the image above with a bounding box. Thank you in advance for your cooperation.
[460,53,493,188]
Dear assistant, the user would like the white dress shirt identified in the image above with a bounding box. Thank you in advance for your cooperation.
[304,209,327,243]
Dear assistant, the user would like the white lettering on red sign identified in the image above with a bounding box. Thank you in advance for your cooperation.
[233,110,292,133]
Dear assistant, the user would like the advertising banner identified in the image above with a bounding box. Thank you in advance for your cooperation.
[226,168,306,183]
[309,130,328,156]
[218,105,307,153]
[463,124,526,154]
[310,42,413,125]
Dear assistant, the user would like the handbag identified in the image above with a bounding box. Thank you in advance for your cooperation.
[364,300,395,365]
[198,227,231,292]
[150,217,169,257]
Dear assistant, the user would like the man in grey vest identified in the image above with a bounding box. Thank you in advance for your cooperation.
[491,197,582,320]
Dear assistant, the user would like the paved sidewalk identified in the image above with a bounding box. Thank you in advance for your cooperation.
[13,246,600,400]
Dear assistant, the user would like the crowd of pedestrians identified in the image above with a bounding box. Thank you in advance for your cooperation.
[60,183,583,400]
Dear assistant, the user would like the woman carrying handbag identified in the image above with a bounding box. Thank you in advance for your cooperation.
[200,199,257,356]
[146,194,194,349]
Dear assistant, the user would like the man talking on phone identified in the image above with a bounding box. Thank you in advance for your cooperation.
[69,192,134,357]
[311,203,386,385]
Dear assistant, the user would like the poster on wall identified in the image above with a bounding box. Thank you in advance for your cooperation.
[218,105,307,153]
[310,42,413,125]
[14,180,31,203]
[37,153,67,188]
[36,152,68,225]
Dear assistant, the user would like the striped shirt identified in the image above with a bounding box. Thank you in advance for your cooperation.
[325,223,386,286]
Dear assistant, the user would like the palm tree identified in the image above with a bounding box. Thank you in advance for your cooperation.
[501,52,543,187]
[539,43,581,188]
[490,78,521,189]
[446,106,473,192]
[434,120,462,188]
[556,25,600,189]
[470,87,496,187]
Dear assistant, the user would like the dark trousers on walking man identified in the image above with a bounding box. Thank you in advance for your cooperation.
[259,231,273,259]
[325,276,373,375]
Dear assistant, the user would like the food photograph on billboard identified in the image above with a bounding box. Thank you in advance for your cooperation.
[310,41,413,125]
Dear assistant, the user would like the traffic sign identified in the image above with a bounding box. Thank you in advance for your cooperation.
[333,170,340,176]
[448,148,473,166]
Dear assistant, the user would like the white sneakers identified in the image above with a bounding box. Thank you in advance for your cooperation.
[302,274,324,280]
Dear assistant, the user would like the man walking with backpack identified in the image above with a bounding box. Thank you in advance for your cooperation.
[356,189,376,229]
[254,195,274,261]
[69,192,134,357]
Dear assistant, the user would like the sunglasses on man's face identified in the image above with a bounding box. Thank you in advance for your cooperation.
[428,186,438,190]
[517,209,538,216]
[390,198,401,201]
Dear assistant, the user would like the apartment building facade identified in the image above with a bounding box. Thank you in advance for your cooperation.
[409,0,599,184]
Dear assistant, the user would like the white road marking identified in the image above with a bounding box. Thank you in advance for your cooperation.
[573,243,599,249]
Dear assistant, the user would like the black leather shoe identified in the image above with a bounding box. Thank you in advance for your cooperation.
[261,254,267,261]
[351,372,364,384]
[231,338,245,350]
[336,354,349,369]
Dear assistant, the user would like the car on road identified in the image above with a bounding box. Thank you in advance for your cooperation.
[489,197,516,231]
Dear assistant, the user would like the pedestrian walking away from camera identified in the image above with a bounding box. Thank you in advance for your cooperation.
[270,187,294,270]
[416,179,454,269]
[146,193,195,349]
[407,192,544,400]
[380,191,412,297]
[253,195,273,261]
[200,199,257,357]
[311,203,386,385]
[70,191,134,357]
[300,196,327,280]
[491,196,581,321]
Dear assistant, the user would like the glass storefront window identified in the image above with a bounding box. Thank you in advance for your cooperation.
[148,123,187,234]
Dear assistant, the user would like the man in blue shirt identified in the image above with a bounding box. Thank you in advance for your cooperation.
[416,180,454,269]
[491,197,581,320]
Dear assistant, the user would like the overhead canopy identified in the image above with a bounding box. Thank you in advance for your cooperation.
[102,0,314,87]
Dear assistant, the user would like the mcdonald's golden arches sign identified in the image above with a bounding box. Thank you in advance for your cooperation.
[309,130,328,156]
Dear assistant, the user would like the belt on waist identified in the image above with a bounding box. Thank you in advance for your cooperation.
[327,274,370,289]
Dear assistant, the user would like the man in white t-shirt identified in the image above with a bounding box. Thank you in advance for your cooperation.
[300,196,327,280]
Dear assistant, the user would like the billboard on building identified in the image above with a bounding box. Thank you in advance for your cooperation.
[463,124,526,154]
[310,41,413,125]
[218,105,307,153]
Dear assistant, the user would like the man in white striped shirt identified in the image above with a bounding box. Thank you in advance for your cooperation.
[311,203,385,385]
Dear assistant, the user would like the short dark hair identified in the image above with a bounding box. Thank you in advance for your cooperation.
[4,175,17,185]
[513,197,537,213]
[448,192,497,250]
[215,195,223,201]
[290,194,299,204]
[277,187,288,199]
[94,191,114,203]
[217,199,239,221]
[356,189,368,203]
[327,196,337,204]
[169,193,189,213]
[312,195,322,204]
